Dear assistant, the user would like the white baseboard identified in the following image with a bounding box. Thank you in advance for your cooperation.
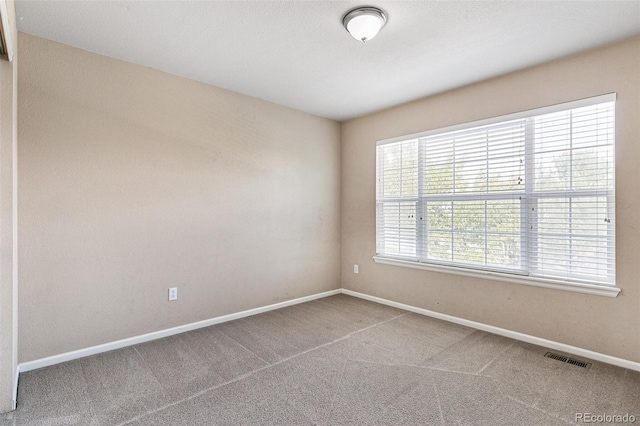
[19,289,341,373]
[342,289,640,372]
[18,287,640,375]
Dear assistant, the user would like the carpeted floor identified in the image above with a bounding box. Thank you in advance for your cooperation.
[1,294,638,425]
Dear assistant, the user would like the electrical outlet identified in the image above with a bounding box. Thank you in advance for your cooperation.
[168,287,177,301]
[354,264,359,274]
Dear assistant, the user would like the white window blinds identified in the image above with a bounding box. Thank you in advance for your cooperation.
[376,94,615,286]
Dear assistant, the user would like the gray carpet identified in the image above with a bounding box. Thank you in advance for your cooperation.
[1,294,638,425]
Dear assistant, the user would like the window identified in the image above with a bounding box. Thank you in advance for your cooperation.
[375,94,616,292]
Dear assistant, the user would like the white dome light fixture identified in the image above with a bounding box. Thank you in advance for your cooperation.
[342,6,387,43]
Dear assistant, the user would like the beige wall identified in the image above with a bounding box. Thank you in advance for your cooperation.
[15,30,640,366]
[18,33,341,363]
[341,38,640,362]
[0,0,18,412]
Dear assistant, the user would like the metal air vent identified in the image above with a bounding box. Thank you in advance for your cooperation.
[544,352,592,369]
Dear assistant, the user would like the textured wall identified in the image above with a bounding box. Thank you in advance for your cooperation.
[341,38,640,362]
[18,33,341,363]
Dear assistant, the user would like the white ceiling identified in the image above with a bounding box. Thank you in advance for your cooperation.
[15,1,640,121]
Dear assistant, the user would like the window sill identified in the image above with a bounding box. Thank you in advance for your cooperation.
[372,256,620,298]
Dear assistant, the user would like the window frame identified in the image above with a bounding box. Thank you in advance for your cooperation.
[374,93,619,298]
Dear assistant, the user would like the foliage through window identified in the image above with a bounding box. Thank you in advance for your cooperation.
[376,95,615,286]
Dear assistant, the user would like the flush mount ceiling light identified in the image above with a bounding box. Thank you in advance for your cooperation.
[342,6,387,43]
